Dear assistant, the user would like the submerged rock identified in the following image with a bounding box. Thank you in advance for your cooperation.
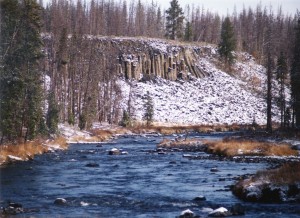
[230,203,245,216]
[193,195,206,201]
[85,163,99,167]
[210,167,219,172]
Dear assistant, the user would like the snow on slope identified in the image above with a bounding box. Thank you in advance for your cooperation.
[118,42,285,126]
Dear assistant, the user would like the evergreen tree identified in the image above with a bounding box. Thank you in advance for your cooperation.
[120,110,131,127]
[46,92,59,134]
[0,0,44,142]
[78,113,86,130]
[184,21,193,41]
[165,0,184,40]
[276,52,288,128]
[143,91,154,126]
[0,0,23,142]
[291,13,300,128]
[218,17,236,67]
[265,16,274,133]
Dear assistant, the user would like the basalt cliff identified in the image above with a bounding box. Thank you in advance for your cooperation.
[42,35,285,126]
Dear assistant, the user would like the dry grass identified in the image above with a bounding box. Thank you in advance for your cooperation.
[91,128,132,141]
[255,163,300,185]
[70,135,102,142]
[205,139,298,157]
[0,136,68,165]
[158,138,200,148]
[128,124,247,135]
[47,136,68,149]
[0,139,47,164]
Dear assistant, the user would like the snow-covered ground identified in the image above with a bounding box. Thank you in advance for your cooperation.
[119,47,285,126]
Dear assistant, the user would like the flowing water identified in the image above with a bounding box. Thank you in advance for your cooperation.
[1,133,299,217]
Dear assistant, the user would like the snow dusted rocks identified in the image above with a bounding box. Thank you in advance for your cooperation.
[117,39,285,126]
[208,207,231,217]
[179,209,195,218]
[232,177,300,203]
[6,155,23,162]
[119,69,281,126]
[54,198,67,205]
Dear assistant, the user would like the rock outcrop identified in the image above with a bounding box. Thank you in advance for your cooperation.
[43,36,213,81]
[232,178,300,203]
[118,44,210,81]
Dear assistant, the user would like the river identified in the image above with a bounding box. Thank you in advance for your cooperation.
[1,133,299,217]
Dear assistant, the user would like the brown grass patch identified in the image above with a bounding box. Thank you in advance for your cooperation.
[0,136,69,165]
[255,163,300,185]
[0,139,48,164]
[91,128,132,141]
[205,139,298,157]
[158,138,200,148]
[128,124,246,135]
[47,136,68,149]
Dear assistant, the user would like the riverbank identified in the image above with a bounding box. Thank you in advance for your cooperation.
[1,122,299,166]
[156,135,300,204]
[232,162,300,203]
[0,123,234,166]
[0,124,92,166]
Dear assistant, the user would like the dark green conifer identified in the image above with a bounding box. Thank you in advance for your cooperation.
[0,0,44,142]
[46,92,59,134]
[165,0,184,40]
[218,17,236,67]
[184,21,193,41]
[291,14,300,127]
[143,91,154,126]
[276,52,288,128]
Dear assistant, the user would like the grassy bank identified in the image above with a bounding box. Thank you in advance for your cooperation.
[158,137,298,157]
[0,137,68,165]
[205,138,298,157]
[127,123,255,135]
[255,162,300,185]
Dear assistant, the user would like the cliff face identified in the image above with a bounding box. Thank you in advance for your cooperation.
[116,40,212,81]
[42,35,286,125]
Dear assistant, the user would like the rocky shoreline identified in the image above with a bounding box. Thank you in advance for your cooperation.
[156,136,300,204]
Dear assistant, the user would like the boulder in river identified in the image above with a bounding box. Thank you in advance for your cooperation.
[108,148,121,155]
[54,198,67,205]
[232,178,300,203]
[208,207,231,217]
[193,195,206,201]
[1,202,24,215]
[179,209,195,218]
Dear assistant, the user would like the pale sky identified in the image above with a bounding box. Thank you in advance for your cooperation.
[43,0,299,16]
[155,0,299,16]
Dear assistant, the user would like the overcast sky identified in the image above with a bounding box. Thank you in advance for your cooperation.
[155,0,299,16]
[43,0,299,16]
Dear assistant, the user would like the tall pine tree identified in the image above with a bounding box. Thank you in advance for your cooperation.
[0,0,23,142]
[291,13,300,128]
[165,0,184,40]
[143,91,154,126]
[276,52,288,128]
[184,21,193,41]
[0,0,45,142]
[218,17,236,67]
